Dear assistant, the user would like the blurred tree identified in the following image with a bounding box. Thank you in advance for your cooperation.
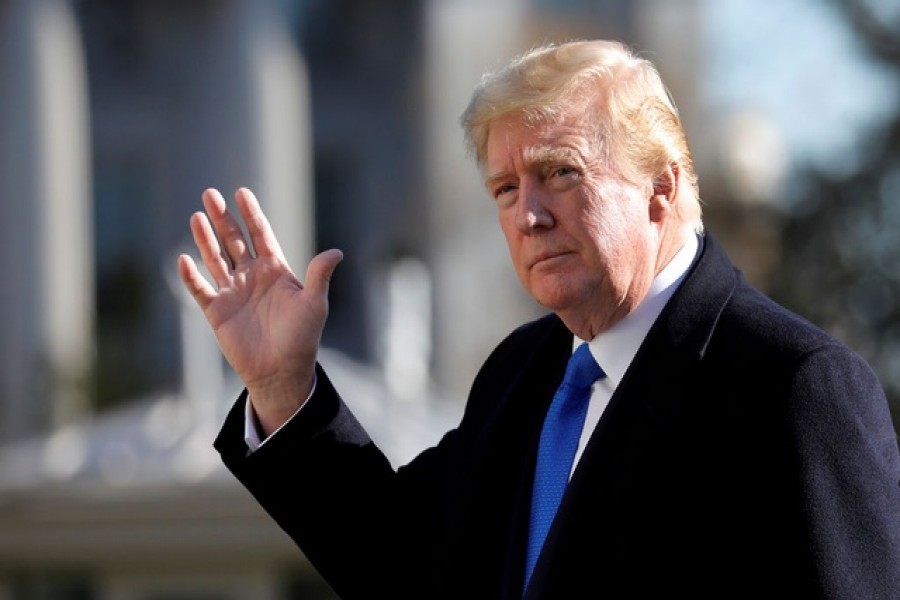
[770,0,900,430]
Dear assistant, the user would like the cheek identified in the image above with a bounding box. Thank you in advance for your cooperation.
[578,200,645,277]
[497,208,514,242]
[582,186,647,240]
[579,203,623,250]
[497,210,525,263]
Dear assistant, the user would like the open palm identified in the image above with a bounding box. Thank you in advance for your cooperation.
[177,187,342,434]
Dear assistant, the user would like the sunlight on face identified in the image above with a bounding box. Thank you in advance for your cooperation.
[485,113,660,337]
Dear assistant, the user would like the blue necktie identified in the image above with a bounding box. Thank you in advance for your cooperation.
[524,342,605,590]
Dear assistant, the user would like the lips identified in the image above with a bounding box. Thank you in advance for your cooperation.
[530,250,573,270]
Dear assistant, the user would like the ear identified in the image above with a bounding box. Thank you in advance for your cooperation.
[649,162,679,224]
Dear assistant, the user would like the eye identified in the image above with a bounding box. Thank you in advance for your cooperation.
[492,183,518,202]
[546,166,580,191]
[552,166,578,178]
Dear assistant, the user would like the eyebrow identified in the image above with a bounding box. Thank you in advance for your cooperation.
[523,145,582,166]
[485,169,514,190]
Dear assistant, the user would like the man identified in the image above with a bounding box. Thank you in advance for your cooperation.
[178,40,900,598]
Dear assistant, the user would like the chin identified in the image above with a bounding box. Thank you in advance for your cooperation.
[530,286,578,313]
[528,268,582,301]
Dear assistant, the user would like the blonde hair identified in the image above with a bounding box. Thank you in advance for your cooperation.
[461,39,702,225]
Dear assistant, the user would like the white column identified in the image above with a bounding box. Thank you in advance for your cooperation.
[0,0,93,441]
[188,0,314,273]
[160,0,313,417]
[240,0,314,272]
[423,0,540,396]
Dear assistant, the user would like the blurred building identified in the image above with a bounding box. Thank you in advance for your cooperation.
[0,0,778,598]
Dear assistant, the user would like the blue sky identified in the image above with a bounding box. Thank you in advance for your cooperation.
[702,0,899,177]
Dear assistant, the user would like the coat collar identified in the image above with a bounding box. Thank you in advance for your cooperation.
[652,232,739,362]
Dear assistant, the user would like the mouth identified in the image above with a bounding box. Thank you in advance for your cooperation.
[530,250,574,270]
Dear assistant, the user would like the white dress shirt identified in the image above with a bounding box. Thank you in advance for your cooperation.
[570,233,699,474]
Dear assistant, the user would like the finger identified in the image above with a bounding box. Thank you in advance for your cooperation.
[234,187,287,263]
[305,249,344,302]
[177,253,217,309]
[189,211,232,287]
[202,188,253,267]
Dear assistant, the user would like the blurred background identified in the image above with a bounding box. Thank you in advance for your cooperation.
[0,0,898,598]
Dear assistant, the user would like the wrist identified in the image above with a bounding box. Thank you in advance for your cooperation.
[246,369,315,436]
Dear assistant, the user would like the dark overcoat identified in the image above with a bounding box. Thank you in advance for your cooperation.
[216,234,900,599]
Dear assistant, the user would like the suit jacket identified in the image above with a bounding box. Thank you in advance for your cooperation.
[215,234,900,599]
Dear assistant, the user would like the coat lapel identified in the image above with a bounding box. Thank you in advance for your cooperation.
[444,313,572,599]
[497,317,572,598]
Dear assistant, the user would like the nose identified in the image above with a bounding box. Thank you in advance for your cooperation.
[515,180,554,233]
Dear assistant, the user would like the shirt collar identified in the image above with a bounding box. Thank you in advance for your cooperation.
[575,233,700,387]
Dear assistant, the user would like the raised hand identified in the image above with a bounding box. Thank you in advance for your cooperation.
[177,187,343,435]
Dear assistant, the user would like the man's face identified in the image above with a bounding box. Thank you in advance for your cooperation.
[484,112,661,336]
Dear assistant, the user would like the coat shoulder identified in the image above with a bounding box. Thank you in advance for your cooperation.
[720,281,854,365]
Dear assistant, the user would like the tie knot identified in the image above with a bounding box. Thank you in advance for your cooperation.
[564,343,604,390]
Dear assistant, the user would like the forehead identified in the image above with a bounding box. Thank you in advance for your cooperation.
[485,113,596,170]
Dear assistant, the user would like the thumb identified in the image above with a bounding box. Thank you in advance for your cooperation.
[305,248,344,300]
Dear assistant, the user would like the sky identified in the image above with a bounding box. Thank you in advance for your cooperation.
[702,0,899,179]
